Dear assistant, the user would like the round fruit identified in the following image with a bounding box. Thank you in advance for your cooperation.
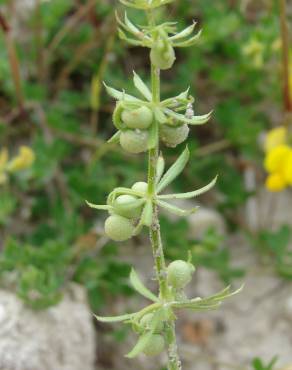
[120,129,149,154]
[104,215,134,241]
[142,334,165,357]
[132,181,148,194]
[113,194,142,219]
[160,124,189,147]
[121,106,153,129]
[150,40,176,70]
[140,313,164,333]
[167,260,195,289]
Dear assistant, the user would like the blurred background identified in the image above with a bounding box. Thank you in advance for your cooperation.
[0,0,292,369]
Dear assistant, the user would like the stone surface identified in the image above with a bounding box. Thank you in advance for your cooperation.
[0,284,96,370]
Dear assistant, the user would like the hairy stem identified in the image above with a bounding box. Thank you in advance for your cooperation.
[148,56,182,370]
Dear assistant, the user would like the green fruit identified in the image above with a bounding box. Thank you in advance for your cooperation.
[132,181,148,194]
[104,215,134,241]
[160,124,189,147]
[140,313,164,333]
[167,260,195,289]
[150,39,176,70]
[142,334,165,357]
[121,106,153,129]
[114,194,142,219]
[120,129,149,154]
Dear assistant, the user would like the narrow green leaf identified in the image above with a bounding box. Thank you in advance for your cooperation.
[133,71,152,101]
[157,147,190,193]
[124,12,141,35]
[126,308,163,358]
[86,201,112,211]
[173,29,202,47]
[112,102,125,129]
[126,331,153,358]
[103,82,141,102]
[107,131,121,144]
[130,268,159,302]
[158,176,217,200]
[161,87,190,107]
[169,23,196,41]
[118,29,143,46]
[164,108,212,125]
[157,200,198,216]
[94,312,136,323]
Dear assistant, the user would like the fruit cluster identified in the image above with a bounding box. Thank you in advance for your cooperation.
[133,259,195,357]
[104,181,148,241]
[114,102,190,153]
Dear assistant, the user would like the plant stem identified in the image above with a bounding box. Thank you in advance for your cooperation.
[148,55,182,370]
[279,0,291,113]
[0,11,24,111]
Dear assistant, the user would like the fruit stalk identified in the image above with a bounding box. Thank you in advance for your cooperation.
[147,39,182,370]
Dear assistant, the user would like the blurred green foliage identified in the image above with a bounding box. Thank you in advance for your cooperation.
[252,356,278,370]
[0,0,285,309]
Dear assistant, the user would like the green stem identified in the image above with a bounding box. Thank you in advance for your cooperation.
[147,53,182,370]
[279,0,291,113]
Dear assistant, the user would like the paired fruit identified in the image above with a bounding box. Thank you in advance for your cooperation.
[142,334,165,357]
[167,260,195,289]
[120,129,149,154]
[104,214,134,241]
[113,194,142,219]
[139,313,164,333]
[121,106,153,129]
[132,181,148,193]
[150,39,176,70]
[160,124,189,148]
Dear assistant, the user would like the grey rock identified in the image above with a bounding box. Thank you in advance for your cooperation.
[0,284,96,370]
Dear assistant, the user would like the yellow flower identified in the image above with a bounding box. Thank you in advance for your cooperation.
[264,145,291,173]
[283,150,292,185]
[7,146,35,173]
[264,126,287,152]
[265,173,287,192]
[242,38,264,69]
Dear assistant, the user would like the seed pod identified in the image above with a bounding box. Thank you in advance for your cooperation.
[120,129,149,154]
[140,313,164,333]
[104,215,134,241]
[150,39,176,70]
[114,194,142,219]
[160,124,189,148]
[142,334,165,357]
[167,260,195,289]
[132,181,148,194]
[121,106,153,130]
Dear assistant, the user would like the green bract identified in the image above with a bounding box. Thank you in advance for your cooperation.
[120,129,149,154]
[160,124,190,147]
[167,260,195,289]
[104,215,134,241]
[121,106,153,129]
[142,334,165,356]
